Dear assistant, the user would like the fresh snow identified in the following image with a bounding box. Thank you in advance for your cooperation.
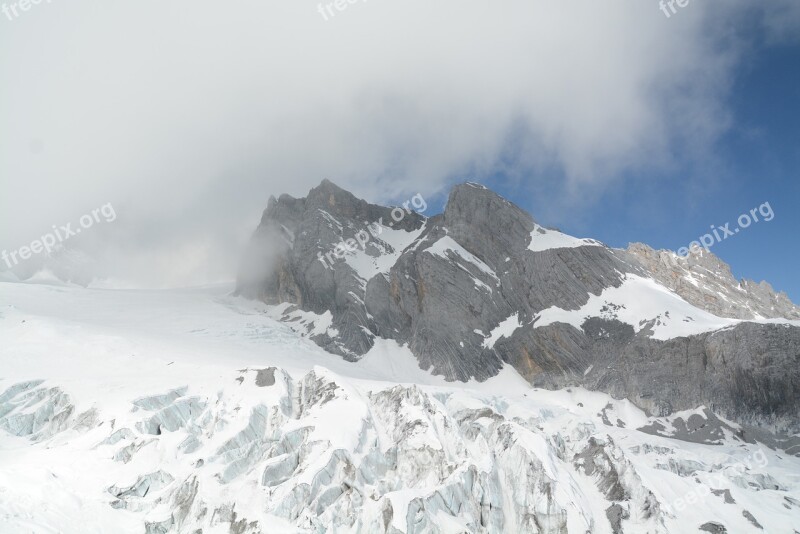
[267,304,338,338]
[534,274,800,340]
[342,222,426,284]
[425,236,499,292]
[482,313,523,348]
[1,280,799,533]
[527,224,604,252]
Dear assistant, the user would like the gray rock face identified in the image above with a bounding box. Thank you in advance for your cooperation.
[237,179,425,359]
[531,320,800,433]
[237,180,800,431]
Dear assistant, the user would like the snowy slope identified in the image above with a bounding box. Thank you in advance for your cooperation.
[342,223,427,285]
[424,235,500,294]
[528,224,604,252]
[1,281,799,533]
[627,242,800,321]
[534,274,800,340]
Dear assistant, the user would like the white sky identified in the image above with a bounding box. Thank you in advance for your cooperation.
[1,0,797,286]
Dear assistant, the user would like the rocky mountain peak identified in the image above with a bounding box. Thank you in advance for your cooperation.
[443,182,535,260]
[305,178,361,212]
[237,180,800,432]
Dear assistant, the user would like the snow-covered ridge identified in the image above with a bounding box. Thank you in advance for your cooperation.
[528,224,605,252]
[627,242,800,321]
[534,274,800,340]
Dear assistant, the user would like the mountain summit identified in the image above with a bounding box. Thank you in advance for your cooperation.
[237,181,800,432]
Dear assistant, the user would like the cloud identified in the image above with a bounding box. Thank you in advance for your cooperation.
[0,0,796,286]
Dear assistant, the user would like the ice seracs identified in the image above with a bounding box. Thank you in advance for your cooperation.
[1,279,799,533]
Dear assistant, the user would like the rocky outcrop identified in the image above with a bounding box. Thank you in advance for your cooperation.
[627,242,800,320]
[237,180,800,431]
[237,179,425,359]
[533,320,800,433]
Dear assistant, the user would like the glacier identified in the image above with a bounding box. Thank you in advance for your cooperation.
[1,281,798,533]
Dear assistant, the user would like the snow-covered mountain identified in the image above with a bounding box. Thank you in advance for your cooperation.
[2,282,799,533]
[236,180,800,433]
[1,180,798,533]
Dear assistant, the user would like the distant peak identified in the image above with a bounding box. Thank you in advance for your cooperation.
[445,182,533,225]
[465,181,488,190]
[311,178,348,194]
[306,178,362,208]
